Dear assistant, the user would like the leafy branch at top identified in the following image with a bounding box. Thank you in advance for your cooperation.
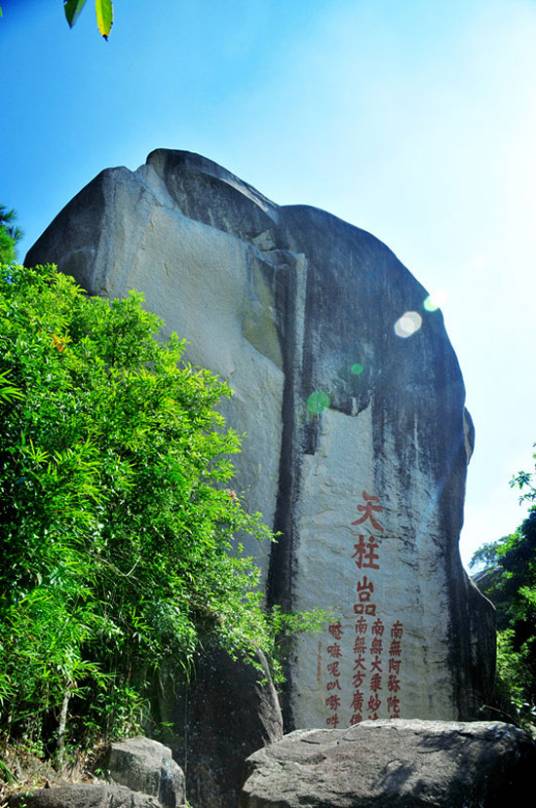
[510,443,536,506]
[64,1,113,40]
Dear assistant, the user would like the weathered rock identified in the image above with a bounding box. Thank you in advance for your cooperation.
[240,719,536,807]
[155,647,283,808]
[106,736,184,808]
[8,783,162,808]
[27,148,495,748]
[28,152,285,586]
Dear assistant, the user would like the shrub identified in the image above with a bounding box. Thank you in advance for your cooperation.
[0,263,279,750]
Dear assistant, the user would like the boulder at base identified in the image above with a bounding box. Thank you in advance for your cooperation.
[106,736,185,808]
[240,719,536,808]
[8,783,162,808]
[27,149,494,732]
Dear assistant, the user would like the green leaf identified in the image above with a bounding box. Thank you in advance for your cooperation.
[95,0,113,40]
[0,370,23,402]
[64,0,87,28]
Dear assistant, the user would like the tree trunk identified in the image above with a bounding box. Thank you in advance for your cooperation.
[56,687,71,770]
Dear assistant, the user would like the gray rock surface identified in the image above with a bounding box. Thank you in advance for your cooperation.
[240,719,536,807]
[106,737,184,808]
[8,783,162,808]
[27,148,494,730]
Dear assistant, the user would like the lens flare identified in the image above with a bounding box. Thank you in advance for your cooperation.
[423,290,448,312]
[394,311,422,338]
[351,363,364,376]
[307,390,330,414]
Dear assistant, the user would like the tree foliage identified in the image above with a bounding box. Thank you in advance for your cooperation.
[0,206,23,265]
[0,263,299,753]
[471,455,536,726]
[510,444,536,506]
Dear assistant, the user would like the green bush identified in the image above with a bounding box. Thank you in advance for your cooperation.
[0,263,283,751]
[471,496,536,727]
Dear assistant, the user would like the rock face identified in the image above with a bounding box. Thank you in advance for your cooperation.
[27,149,495,733]
[155,647,283,808]
[240,720,536,807]
[106,737,185,808]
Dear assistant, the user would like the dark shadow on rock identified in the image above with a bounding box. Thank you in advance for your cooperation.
[154,645,283,808]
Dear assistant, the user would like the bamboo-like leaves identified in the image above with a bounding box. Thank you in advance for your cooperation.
[0,370,23,403]
[95,0,113,40]
[0,263,325,751]
[64,0,87,28]
[63,0,113,40]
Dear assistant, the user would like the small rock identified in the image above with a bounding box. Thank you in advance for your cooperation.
[106,736,185,808]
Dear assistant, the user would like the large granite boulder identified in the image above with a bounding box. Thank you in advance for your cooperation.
[240,720,536,807]
[105,737,184,808]
[27,149,495,732]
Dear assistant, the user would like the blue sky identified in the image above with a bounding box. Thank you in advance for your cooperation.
[2,0,535,566]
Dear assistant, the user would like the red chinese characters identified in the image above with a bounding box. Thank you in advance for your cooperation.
[367,617,384,719]
[372,618,385,636]
[354,572,377,616]
[328,621,343,640]
[352,536,380,571]
[351,491,385,724]
[323,489,406,726]
[387,620,404,718]
[351,491,385,532]
[353,636,366,654]
[370,637,383,655]
[325,622,344,728]
[353,655,366,672]
[368,694,381,715]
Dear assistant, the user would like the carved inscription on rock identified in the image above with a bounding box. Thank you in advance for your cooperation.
[323,491,405,728]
